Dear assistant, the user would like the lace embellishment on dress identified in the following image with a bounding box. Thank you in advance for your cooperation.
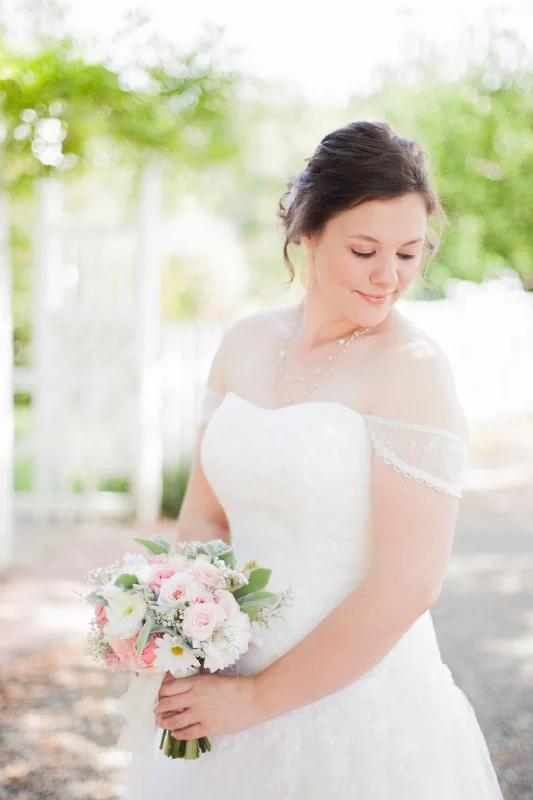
[361,415,468,498]
[197,388,468,497]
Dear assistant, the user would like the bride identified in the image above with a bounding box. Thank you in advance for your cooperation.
[146,121,504,798]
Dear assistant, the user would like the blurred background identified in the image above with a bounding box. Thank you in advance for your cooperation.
[0,0,532,797]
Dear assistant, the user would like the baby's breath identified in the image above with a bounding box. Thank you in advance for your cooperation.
[86,560,121,587]
[85,627,113,663]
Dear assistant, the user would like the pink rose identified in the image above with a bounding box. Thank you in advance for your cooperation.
[214,590,240,621]
[158,571,196,604]
[147,555,163,564]
[193,560,224,591]
[189,587,214,605]
[105,649,121,668]
[94,603,108,632]
[109,635,137,666]
[148,568,176,591]
[182,602,223,641]
[133,635,161,669]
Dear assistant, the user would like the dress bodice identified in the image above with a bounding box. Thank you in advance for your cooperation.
[199,390,469,676]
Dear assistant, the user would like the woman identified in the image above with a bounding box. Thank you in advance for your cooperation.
[150,121,504,798]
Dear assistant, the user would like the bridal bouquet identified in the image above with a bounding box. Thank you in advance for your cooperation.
[84,536,288,760]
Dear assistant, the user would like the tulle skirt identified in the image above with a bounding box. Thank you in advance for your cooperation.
[146,658,504,800]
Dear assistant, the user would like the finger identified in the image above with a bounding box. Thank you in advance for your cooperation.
[158,707,187,719]
[165,710,199,732]
[171,723,204,740]
[158,678,195,699]
[154,695,190,715]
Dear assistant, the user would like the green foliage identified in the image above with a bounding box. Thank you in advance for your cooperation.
[0,33,241,192]
[233,567,272,599]
[161,463,191,520]
[349,35,533,291]
[114,573,140,590]
[132,536,172,556]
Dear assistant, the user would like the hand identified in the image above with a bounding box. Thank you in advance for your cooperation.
[154,671,264,739]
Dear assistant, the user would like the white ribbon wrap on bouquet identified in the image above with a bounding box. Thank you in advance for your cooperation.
[116,670,167,800]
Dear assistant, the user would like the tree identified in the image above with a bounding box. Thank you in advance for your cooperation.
[0,31,241,193]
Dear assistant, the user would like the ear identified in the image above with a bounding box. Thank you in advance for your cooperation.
[300,233,315,257]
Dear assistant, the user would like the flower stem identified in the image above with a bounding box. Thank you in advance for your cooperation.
[159,730,211,759]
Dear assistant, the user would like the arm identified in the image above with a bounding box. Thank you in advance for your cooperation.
[254,341,469,719]
[172,328,232,549]
[172,310,264,548]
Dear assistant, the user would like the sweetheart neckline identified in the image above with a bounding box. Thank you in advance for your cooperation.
[216,391,468,447]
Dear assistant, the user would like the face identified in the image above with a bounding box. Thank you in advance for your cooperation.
[303,193,428,327]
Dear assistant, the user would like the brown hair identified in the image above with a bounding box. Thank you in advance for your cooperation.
[278,120,445,281]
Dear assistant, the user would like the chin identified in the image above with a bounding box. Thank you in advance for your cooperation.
[347,293,394,327]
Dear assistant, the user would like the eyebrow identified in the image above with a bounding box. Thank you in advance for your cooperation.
[348,234,424,246]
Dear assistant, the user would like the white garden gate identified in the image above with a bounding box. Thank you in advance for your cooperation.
[0,189,13,570]
[15,166,163,523]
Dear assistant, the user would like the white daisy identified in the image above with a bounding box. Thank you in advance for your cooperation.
[153,634,201,676]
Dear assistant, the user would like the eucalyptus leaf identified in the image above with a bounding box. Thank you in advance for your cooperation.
[233,568,271,599]
[84,592,108,605]
[241,606,260,622]
[237,590,277,605]
[217,548,237,569]
[135,613,155,655]
[132,536,171,555]
[114,573,139,590]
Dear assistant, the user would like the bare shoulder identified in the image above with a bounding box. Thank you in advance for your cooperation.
[206,305,293,392]
[367,312,469,440]
[220,305,292,348]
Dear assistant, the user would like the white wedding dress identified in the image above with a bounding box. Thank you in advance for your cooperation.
[130,387,504,799]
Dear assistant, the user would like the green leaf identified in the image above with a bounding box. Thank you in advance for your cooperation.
[135,612,156,655]
[217,547,236,569]
[233,568,271,599]
[85,592,108,605]
[114,573,139,590]
[241,605,261,622]
[237,590,277,606]
[132,536,171,555]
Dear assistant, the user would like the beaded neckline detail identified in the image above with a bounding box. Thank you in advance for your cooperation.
[273,304,370,407]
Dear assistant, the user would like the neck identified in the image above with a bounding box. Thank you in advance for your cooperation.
[296,292,367,351]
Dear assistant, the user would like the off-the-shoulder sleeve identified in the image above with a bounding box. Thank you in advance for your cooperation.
[362,414,469,498]
[198,388,225,427]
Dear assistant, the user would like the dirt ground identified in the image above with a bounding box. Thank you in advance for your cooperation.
[0,417,532,799]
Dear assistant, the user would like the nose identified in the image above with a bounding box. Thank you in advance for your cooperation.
[369,255,398,288]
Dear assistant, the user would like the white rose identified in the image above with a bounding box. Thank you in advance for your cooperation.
[121,552,151,585]
[103,591,148,640]
[203,612,252,671]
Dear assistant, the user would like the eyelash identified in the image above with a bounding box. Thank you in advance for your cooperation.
[351,249,416,261]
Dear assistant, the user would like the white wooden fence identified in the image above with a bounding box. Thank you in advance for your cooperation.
[14,169,163,524]
[0,190,13,570]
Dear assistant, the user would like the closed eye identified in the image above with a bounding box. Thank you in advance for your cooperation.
[351,250,374,259]
[351,250,417,261]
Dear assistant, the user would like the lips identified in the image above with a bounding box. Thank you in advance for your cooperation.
[355,290,393,304]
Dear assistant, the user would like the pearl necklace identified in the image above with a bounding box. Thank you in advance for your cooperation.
[273,306,370,406]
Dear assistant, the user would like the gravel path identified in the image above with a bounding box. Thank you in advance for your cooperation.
[0,420,531,799]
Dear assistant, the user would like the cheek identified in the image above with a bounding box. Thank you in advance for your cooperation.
[319,249,354,284]
[399,259,422,284]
